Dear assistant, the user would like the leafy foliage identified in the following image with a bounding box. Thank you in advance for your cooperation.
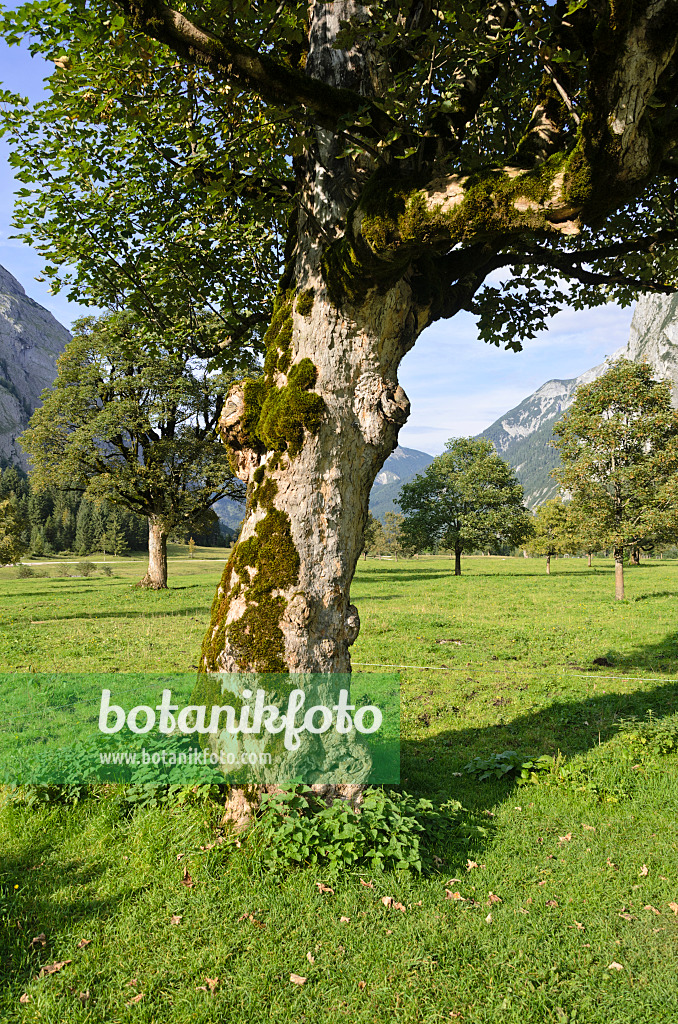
[19,311,248,542]
[399,437,532,570]
[253,786,464,874]
[462,749,553,783]
[552,359,678,560]
[0,497,27,564]
[525,497,572,562]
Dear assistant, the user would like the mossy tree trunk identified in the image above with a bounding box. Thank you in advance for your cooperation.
[139,515,168,590]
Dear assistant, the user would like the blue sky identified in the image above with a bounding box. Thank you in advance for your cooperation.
[0,39,636,455]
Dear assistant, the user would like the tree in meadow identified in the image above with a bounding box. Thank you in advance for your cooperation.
[525,496,571,573]
[400,437,531,574]
[0,497,28,564]
[3,1,678,670]
[20,312,249,588]
[552,359,678,600]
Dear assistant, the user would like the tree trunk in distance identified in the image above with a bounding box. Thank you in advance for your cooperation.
[614,546,624,600]
[139,516,168,589]
[587,551,592,567]
[454,545,462,576]
[546,554,551,574]
[630,546,640,565]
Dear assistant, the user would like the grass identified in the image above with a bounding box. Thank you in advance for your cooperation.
[1,551,678,1023]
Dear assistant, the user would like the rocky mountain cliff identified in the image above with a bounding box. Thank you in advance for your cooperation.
[0,264,71,469]
[478,292,678,507]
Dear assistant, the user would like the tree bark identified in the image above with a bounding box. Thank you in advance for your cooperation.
[204,287,413,675]
[587,551,592,567]
[546,554,551,574]
[630,546,640,565]
[614,545,625,601]
[454,545,462,576]
[139,515,168,589]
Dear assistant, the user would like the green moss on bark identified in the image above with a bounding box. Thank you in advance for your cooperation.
[239,290,325,458]
[296,289,314,317]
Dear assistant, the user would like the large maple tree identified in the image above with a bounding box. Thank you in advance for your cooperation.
[3,0,678,678]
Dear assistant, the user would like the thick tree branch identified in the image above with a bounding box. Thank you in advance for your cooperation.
[114,0,397,138]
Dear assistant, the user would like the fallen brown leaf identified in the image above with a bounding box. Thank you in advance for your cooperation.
[78,991,90,1005]
[170,915,183,926]
[640,864,649,877]
[537,880,546,886]
[607,962,624,971]
[76,938,91,949]
[29,933,46,948]
[128,979,138,987]
[485,913,493,923]
[126,992,144,1005]
[315,882,334,895]
[445,890,466,901]
[358,980,366,990]
[359,878,374,889]
[181,865,194,888]
[487,893,502,905]
[607,858,618,870]
[558,833,573,844]
[582,824,595,831]
[19,994,30,1004]
[306,952,315,964]
[205,977,219,993]
[466,860,478,871]
[39,960,72,977]
[644,904,660,915]
[546,900,558,908]
[176,853,184,862]
[290,973,306,986]
[340,916,350,923]
[669,902,678,915]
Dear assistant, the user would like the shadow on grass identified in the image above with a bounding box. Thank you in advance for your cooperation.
[0,835,123,993]
[588,632,678,674]
[36,606,212,622]
[632,590,678,602]
[399,677,678,809]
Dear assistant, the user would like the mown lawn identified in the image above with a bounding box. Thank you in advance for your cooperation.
[1,552,677,1023]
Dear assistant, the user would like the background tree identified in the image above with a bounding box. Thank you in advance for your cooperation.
[4,2,678,679]
[20,312,249,588]
[552,359,678,600]
[0,497,28,564]
[400,438,532,575]
[361,511,381,560]
[526,497,571,574]
[382,511,408,560]
[564,498,603,567]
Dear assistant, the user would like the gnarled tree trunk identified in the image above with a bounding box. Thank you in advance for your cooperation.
[139,515,168,590]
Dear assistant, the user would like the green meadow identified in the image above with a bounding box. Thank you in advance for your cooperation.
[1,550,677,1023]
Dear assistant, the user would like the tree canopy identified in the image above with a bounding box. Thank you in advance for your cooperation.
[399,437,532,574]
[3,2,678,336]
[552,358,678,599]
[20,311,248,587]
